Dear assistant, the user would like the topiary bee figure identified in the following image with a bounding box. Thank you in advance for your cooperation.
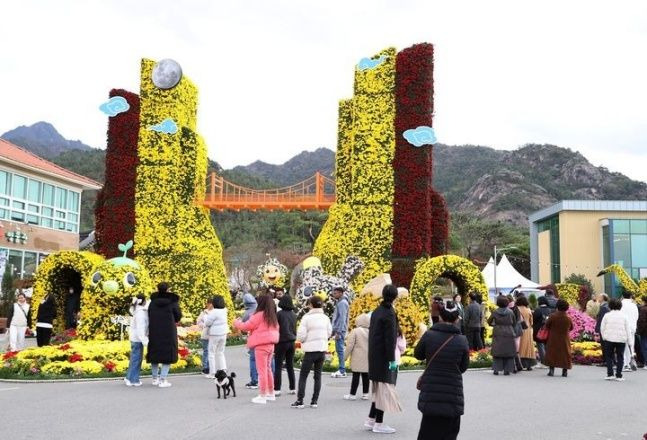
[78,241,153,340]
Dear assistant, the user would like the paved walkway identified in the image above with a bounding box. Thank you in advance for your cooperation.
[2,345,646,439]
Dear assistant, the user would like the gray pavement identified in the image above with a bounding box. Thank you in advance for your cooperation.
[1,345,646,440]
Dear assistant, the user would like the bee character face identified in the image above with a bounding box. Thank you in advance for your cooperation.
[91,271,103,286]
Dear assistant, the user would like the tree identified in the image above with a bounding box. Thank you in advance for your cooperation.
[564,273,595,295]
[1,265,15,318]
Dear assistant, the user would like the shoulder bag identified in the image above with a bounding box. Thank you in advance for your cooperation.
[416,335,455,391]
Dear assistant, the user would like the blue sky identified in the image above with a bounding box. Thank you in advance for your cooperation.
[1,0,645,182]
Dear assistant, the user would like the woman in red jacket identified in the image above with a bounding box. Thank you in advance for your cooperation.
[234,294,280,404]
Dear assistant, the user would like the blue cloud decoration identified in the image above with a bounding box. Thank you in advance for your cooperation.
[148,118,178,134]
[357,55,387,71]
[99,96,130,117]
[403,126,437,147]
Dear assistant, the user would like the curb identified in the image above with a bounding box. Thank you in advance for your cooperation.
[0,372,202,384]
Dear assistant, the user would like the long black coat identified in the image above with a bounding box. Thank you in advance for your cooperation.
[368,301,397,383]
[36,295,57,324]
[414,323,469,418]
[146,292,182,364]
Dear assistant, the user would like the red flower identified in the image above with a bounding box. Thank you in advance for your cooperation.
[178,347,190,359]
[68,353,83,363]
[95,89,140,258]
[104,361,116,372]
[2,351,18,360]
[391,43,449,287]
[58,343,71,351]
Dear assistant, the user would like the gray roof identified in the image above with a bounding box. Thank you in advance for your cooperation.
[528,200,647,223]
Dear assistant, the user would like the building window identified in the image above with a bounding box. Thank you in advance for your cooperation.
[0,169,81,233]
[23,251,37,278]
[602,225,612,294]
[608,219,647,297]
[538,216,561,283]
[12,175,27,199]
[8,249,23,278]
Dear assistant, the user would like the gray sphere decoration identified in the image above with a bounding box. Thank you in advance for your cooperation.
[152,59,182,89]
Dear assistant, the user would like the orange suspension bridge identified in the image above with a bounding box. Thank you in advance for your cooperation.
[201,172,336,211]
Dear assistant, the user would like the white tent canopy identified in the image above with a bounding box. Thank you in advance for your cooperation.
[482,254,539,296]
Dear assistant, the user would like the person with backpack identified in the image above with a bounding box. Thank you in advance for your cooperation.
[35,293,57,347]
[414,300,469,440]
[274,294,297,396]
[233,294,280,404]
[125,294,148,387]
[532,296,552,367]
[343,313,370,401]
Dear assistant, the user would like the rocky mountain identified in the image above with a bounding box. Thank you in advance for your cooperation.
[5,122,646,230]
[1,121,93,158]
[231,148,335,186]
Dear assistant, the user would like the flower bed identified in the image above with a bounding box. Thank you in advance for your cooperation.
[571,341,603,365]
[0,340,202,380]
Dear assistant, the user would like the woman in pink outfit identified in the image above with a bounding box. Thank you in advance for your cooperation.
[234,294,280,404]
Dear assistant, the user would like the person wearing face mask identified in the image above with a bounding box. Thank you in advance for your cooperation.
[64,286,80,329]
[8,292,32,351]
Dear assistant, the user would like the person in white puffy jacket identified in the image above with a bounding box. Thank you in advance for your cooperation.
[601,298,632,381]
[291,295,332,409]
[620,291,639,371]
[125,294,149,387]
[204,295,229,378]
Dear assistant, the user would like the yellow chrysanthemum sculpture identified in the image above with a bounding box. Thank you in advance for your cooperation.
[555,283,581,306]
[410,255,488,311]
[598,264,647,297]
[31,242,154,340]
[31,251,104,335]
[313,48,397,291]
[82,241,153,339]
[134,59,232,323]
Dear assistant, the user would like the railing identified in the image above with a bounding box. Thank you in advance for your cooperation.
[201,172,336,211]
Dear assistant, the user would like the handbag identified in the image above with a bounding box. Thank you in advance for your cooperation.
[536,325,549,342]
[417,335,455,391]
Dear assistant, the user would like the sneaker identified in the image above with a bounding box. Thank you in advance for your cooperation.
[265,394,276,401]
[623,366,632,372]
[615,377,626,382]
[331,370,347,378]
[288,389,296,395]
[124,378,133,387]
[133,381,143,387]
[245,382,259,389]
[631,363,638,371]
[151,378,160,386]
[310,402,318,408]
[361,393,369,400]
[372,423,396,434]
[158,380,172,388]
[290,400,304,409]
[252,396,267,404]
[274,390,282,397]
[364,419,376,430]
[643,366,647,370]
[204,374,214,379]
[343,394,357,400]
[605,376,615,380]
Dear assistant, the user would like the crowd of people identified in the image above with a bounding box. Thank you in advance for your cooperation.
[7,279,647,439]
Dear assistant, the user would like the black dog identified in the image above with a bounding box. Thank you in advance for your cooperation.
[215,370,236,399]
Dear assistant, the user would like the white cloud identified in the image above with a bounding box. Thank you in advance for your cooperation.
[1,0,645,182]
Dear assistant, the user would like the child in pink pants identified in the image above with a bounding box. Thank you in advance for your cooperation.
[234,294,280,404]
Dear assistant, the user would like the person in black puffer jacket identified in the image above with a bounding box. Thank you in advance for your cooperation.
[36,293,57,347]
[146,282,182,388]
[274,294,297,395]
[414,300,469,440]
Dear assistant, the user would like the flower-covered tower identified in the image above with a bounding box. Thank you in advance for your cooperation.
[314,43,449,291]
[133,59,231,320]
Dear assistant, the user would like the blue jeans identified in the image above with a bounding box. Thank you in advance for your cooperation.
[249,348,275,384]
[201,339,209,372]
[126,342,144,383]
[151,363,170,379]
[641,335,647,364]
[335,334,346,373]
